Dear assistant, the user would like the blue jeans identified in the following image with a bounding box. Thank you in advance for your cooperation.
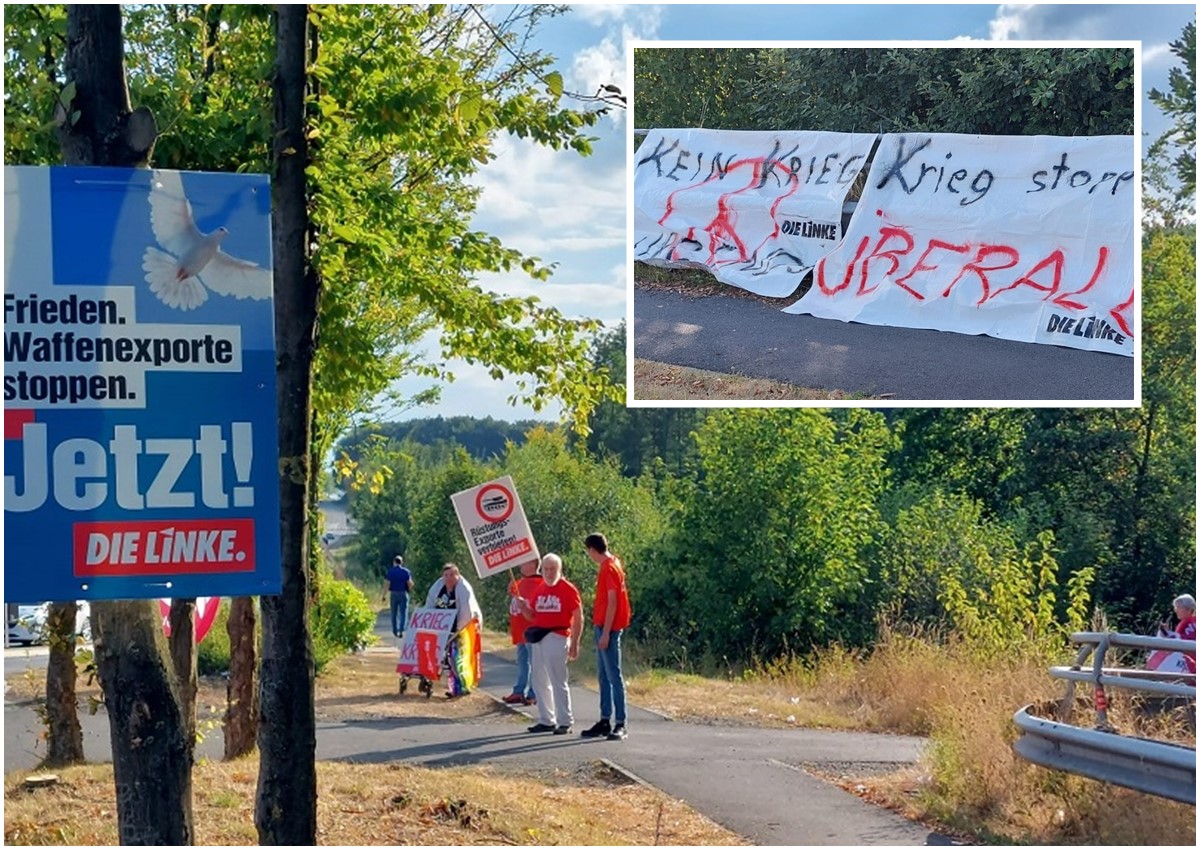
[595,626,626,724]
[389,591,408,637]
[512,641,536,698]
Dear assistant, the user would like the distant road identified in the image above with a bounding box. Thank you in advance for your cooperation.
[319,500,354,536]
[634,286,1135,402]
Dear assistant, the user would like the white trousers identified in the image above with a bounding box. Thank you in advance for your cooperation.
[530,631,572,727]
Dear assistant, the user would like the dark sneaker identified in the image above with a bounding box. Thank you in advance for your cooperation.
[502,693,525,705]
[526,723,556,734]
[553,725,572,735]
[579,718,612,739]
[523,695,537,705]
[606,723,627,741]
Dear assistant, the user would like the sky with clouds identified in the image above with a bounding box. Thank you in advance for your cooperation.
[379,2,1195,426]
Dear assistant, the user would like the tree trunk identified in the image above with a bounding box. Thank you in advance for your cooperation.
[58,6,192,844]
[43,601,83,768]
[91,605,194,844]
[168,598,198,760]
[256,5,319,844]
[224,597,259,760]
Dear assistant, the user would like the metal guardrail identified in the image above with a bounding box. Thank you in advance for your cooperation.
[1012,631,1196,805]
[1013,706,1196,804]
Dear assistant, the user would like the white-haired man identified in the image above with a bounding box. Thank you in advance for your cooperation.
[517,553,583,735]
[1167,593,1196,673]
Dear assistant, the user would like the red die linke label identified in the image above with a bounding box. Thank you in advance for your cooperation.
[73,518,255,577]
[483,537,532,569]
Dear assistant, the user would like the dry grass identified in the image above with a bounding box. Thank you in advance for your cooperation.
[3,759,745,846]
[314,643,521,723]
[633,359,869,402]
[623,630,1196,846]
[8,629,1194,846]
[635,263,803,307]
[626,668,862,730]
[4,640,742,846]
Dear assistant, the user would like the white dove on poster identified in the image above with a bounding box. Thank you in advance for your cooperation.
[141,170,272,311]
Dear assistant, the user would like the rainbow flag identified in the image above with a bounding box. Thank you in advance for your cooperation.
[447,618,483,695]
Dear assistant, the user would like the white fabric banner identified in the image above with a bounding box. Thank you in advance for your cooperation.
[633,128,877,297]
[785,133,1135,356]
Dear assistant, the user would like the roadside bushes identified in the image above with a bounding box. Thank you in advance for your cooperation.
[197,602,233,676]
[197,574,375,676]
[312,572,376,672]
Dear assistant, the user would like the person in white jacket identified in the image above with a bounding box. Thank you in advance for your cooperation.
[425,563,483,632]
[424,563,484,697]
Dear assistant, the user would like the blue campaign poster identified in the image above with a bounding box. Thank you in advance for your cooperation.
[3,166,282,602]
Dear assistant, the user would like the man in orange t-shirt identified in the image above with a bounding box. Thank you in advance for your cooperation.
[580,532,631,741]
[504,559,542,705]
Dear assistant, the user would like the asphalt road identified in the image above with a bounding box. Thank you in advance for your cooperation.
[633,286,1136,402]
[3,644,50,674]
[4,615,961,846]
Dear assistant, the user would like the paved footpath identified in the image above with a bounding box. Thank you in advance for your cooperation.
[634,285,1134,402]
[6,608,963,846]
[6,640,960,846]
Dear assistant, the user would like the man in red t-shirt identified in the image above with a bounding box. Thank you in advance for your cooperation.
[517,553,582,734]
[504,559,542,705]
[580,532,631,741]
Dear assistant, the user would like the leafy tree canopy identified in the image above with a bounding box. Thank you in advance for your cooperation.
[4,4,621,457]
[635,46,1134,136]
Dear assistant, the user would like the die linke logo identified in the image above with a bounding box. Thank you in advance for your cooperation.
[779,219,839,240]
[475,483,514,523]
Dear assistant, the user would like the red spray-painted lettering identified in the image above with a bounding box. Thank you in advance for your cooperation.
[815,212,1115,314]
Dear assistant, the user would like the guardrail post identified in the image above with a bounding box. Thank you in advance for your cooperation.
[1092,633,1114,730]
[1058,641,1095,721]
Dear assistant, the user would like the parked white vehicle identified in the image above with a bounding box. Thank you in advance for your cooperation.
[6,602,91,646]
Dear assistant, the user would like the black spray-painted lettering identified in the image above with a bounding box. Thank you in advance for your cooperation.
[666,148,692,181]
[838,155,865,184]
[1046,313,1126,346]
[708,152,735,180]
[877,138,994,206]
[757,140,801,189]
[874,136,934,194]
[780,219,839,240]
[1028,153,1134,197]
[636,137,679,177]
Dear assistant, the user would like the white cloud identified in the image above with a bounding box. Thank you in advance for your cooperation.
[1141,43,1172,66]
[473,266,627,324]
[572,30,629,107]
[473,132,626,261]
[989,4,1035,40]
[988,3,1186,42]
[573,4,664,33]
[568,6,662,126]
[573,5,633,26]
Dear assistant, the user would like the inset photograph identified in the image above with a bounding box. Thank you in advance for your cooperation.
[629,43,1139,404]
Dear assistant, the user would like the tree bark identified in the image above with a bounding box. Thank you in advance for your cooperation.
[58,6,192,844]
[43,601,83,768]
[91,605,194,845]
[224,597,259,760]
[256,5,319,844]
[168,598,198,760]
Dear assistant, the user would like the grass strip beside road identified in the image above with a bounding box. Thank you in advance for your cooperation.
[4,759,745,846]
[7,632,1194,846]
[634,358,873,402]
